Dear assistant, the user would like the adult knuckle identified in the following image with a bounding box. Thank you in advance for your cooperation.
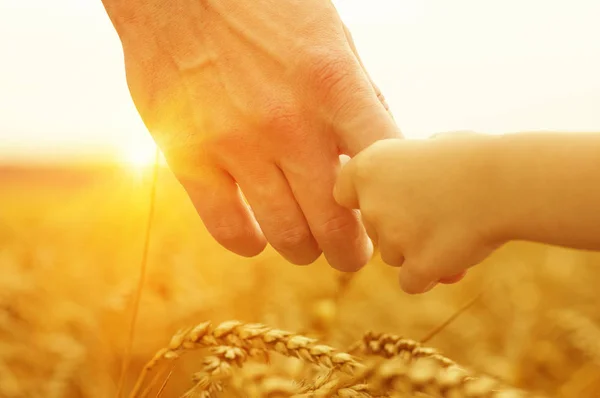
[271,225,314,252]
[303,49,355,101]
[211,222,245,246]
[259,101,300,135]
[317,213,355,239]
[258,99,304,147]
[202,127,250,167]
[166,143,211,179]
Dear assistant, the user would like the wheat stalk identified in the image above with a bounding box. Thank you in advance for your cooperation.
[118,148,161,398]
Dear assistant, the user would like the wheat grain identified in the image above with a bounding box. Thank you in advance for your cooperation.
[184,347,243,397]
[350,331,456,368]
[225,356,536,398]
[350,357,533,398]
[229,363,301,398]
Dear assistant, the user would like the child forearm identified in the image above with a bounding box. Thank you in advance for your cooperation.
[334,132,600,293]
[490,132,600,251]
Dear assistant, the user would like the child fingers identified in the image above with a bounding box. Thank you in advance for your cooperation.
[333,160,360,209]
[378,237,405,267]
[398,264,437,295]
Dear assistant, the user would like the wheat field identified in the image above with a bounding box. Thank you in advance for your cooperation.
[1,164,600,398]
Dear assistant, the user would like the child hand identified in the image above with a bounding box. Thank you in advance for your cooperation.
[334,137,502,294]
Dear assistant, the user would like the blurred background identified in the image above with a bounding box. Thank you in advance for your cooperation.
[1,0,600,397]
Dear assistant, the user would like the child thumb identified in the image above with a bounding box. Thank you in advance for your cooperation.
[333,158,359,209]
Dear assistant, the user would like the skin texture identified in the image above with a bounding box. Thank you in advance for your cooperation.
[101,0,401,270]
[335,133,600,294]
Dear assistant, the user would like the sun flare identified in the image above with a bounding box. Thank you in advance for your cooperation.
[121,134,162,169]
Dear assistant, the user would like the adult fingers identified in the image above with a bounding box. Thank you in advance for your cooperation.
[283,150,372,272]
[178,167,267,257]
[234,165,322,265]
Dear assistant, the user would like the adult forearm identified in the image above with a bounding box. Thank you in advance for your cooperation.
[490,132,600,251]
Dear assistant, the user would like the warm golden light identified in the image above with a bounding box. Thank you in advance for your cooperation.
[121,134,160,169]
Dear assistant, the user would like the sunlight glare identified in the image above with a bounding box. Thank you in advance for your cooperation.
[121,134,163,169]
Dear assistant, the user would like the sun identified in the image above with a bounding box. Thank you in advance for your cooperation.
[121,134,164,169]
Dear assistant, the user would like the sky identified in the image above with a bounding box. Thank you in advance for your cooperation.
[0,0,599,163]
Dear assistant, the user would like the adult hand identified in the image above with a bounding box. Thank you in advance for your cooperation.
[102,0,400,270]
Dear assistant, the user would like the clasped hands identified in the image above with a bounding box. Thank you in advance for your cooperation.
[103,0,475,294]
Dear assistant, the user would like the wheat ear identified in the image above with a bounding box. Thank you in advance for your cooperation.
[341,357,536,398]
[349,332,456,368]
[132,321,362,398]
